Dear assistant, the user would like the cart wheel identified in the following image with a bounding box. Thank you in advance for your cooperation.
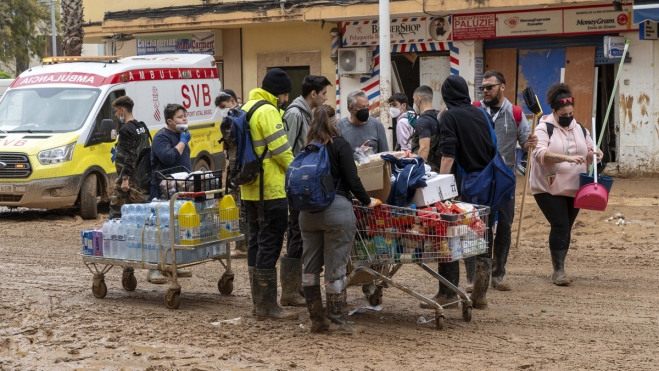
[218,276,234,295]
[462,305,472,322]
[362,283,375,297]
[122,272,137,292]
[435,315,445,330]
[92,280,107,299]
[367,287,383,306]
[164,289,181,309]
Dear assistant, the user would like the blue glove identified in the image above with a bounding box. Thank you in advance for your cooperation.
[180,131,191,145]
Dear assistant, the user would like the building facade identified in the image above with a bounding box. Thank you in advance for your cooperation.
[82,0,659,174]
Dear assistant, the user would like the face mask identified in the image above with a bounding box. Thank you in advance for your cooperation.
[413,103,420,114]
[484,96,500,107]
[219,108,230,117]
[389,107,401,118]
[119,114,125,124]
[176,124,189,132]
[557,116,572,128]
[355,108,370,122]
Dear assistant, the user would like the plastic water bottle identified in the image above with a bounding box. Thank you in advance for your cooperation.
[145,217,158,263]
[117,220,127,260]
[109,219,119,259]
[161,217,171,264]
[102,219,112,257]
[135,215,146,261]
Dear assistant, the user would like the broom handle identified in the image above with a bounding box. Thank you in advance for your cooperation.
[515,113,539,249]
[598,40,629,149]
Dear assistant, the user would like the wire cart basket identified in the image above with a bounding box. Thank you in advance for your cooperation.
[81,189,243,309]
[349,200,490,329]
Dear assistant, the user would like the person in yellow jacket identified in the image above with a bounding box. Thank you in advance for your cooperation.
[241,68,298,321]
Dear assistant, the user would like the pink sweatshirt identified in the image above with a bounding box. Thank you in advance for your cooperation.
[530,114,594,197]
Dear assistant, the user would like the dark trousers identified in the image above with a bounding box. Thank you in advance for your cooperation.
[533,193,580,251]
[244,198,289,269]
[492,195,515,278]
[286,208,303,259]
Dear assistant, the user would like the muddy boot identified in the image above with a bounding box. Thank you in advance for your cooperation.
[491,276,511,291]
[464,256,476,293]
[326,290,362,334]
[303,285,330,333]
[470,257,492,310]
[248,266,255,316]
[550,249,572,286]
[253,268,299,321]
[279,257,306,306]
[421,261,459,309]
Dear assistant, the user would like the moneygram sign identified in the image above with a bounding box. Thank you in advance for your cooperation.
[563,6,633,34]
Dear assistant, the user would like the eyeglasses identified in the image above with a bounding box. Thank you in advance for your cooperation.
[559,97,574,105]
[478,84,501,92]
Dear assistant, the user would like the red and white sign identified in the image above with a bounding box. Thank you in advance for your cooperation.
[496,10,563,37]
[453,14,496,40]
[13,72,103,87]
[563,5,634,34]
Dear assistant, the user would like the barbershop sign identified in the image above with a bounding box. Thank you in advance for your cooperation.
[342,16,452,46]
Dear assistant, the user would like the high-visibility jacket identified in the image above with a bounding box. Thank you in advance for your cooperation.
[240,88,294,201]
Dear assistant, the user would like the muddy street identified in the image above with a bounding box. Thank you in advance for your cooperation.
[1,178,658,371]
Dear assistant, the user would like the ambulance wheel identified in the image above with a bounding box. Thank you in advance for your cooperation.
[92,279,107,299]
[80,173,98,220]
[193,159,210,172]
[164,289,181,309]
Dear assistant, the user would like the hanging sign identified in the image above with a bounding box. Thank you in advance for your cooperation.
[640,20,659,40]
[496,10,563,37]
[137,32,215,56]
[563,5,634,34]
[453,14,496,40]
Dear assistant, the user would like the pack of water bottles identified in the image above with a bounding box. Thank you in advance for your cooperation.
[80,199,232,264]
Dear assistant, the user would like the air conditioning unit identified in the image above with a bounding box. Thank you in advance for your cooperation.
[338,48,372,75]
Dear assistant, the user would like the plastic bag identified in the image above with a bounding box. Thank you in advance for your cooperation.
[353,147,370,164]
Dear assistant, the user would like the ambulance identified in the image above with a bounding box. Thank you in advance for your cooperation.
[0,54,225,219]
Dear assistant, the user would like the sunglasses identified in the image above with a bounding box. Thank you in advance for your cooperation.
[559,97,574,105]
[478,84,501,92]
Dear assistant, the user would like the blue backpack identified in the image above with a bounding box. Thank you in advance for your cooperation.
[220,100,273,186]
[460,109,516,214]
[285,141,338,213]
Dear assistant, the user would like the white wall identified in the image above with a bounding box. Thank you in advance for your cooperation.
[617,32,659,174]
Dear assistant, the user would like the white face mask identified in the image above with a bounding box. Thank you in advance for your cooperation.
[175,124,188,132]
[413,103,420,114]
[219,108,230,117]
[389,107,401,119]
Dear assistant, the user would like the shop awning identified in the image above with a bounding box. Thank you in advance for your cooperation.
[634,0,659,23]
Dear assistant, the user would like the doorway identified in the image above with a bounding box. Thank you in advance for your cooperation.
[270,66,310,105]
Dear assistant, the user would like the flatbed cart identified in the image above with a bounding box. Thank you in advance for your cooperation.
[82,190,243,309]
[348,201,490,329]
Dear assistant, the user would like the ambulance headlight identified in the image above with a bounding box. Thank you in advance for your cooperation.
[38,142,76,165]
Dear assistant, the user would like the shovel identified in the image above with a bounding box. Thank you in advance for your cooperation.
[514,86,543,249]
[574,118,609,211]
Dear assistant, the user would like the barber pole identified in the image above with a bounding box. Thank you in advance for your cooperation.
[330,28,341,63]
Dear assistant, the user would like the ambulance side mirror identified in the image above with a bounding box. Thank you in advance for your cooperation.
[100,119,117,142]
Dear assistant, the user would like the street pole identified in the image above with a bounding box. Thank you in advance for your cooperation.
[378,0,392,150]
[50,0,57,57]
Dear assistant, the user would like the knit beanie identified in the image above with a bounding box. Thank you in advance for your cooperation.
[262,68,292,96]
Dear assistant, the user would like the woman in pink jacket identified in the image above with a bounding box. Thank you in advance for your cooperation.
[530,83,602,286]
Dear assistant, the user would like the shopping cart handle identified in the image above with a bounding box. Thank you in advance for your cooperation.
[177,191,207,198]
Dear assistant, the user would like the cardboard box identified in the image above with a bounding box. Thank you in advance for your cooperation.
[356,154,396,202]
[411,174,459,207]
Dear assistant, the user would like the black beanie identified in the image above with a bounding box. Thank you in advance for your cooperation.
[262,68,292,96]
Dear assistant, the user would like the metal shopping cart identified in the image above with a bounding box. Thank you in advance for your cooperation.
[81,189,243,309]
[349,201,490,329]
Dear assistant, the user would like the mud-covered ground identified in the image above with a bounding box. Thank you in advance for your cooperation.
[1,178,658,371]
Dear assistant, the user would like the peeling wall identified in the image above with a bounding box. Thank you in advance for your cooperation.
[617,32,659,175]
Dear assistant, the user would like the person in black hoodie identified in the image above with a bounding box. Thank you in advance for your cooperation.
[438,75,495,310]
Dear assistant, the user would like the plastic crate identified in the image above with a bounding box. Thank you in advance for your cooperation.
[155,166,222,202]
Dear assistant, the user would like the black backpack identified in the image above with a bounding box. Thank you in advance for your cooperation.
[133,122,152,193]
[546,122,587,140]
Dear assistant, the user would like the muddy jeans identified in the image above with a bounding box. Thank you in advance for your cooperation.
[300,196,356,292]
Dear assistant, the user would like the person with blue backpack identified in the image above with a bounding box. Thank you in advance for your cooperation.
[287,106,381,333]
[437,75,516,310]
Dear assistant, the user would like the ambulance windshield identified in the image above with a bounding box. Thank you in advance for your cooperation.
[0,87,101,133]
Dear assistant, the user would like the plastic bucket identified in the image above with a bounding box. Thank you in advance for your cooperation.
[579,173,614,193]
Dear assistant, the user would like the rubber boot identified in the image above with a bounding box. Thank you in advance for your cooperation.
[421,261,459,309]
[248,266,255,316]
[303,285,330,333]
[470,257,492,310]
[326,290,362,334]
[492,240,511,291]
[253,268,299,321]
[464,257,476,293]
[550,249,572,286]
[279,257,306,306]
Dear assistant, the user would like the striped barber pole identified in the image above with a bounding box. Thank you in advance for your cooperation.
[335,64,341,118]
[360,46,380,112]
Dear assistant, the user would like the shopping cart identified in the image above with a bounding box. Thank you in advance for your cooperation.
[81,189,243,309]
[349,201,489,329]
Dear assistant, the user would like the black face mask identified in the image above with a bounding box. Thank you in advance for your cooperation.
[484,96,500,107]
[557,115,573,127]
[355,108,370,123]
